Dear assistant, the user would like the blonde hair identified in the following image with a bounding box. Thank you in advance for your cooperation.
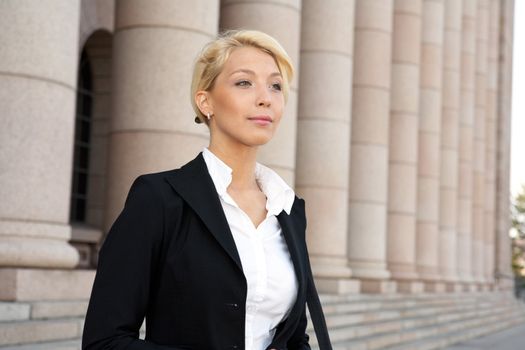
[191,30,294,124]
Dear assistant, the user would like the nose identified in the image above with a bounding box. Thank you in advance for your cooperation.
[256,85,271,107]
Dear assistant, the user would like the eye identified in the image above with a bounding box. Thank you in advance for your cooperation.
[235,80,252,87]
[271,83,282,91]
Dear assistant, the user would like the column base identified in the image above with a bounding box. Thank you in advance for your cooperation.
[464,282,479,292]
[0,268,95,301]
[395,280,425,294]
[0,221,79,268]
[479,283,491,291]
[314,278,361,294]
[445,282,464,292]
[495,277,514,291]
[424,281,447,293]
[360,279,397,294]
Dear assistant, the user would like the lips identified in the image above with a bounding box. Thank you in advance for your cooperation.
[248,115,273,125]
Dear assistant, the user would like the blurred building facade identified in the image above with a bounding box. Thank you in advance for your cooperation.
[0,0,521,348]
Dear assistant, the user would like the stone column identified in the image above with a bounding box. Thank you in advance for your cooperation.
[296,0,358,294]
[483,0,500,284]
[416,0,445,290]
[220,0,301,186]
[348,0,394,292]
[106,0,218,228]
[439,0,462,289]
[471,0,490,285]
[457,0,477,285]
[0,0,80,269]
[387,0,423,293]
[495,0,514,290]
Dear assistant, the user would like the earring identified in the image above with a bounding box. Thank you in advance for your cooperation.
[206,112,211,121]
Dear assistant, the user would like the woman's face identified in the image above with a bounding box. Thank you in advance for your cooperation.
[202,46,285,149]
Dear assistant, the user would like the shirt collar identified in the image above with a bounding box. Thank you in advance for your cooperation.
[202,148,295,216]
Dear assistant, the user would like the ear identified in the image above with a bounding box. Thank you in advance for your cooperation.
[195,90,212,116]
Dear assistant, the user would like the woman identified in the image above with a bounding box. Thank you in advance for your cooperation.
[82,30,331,350]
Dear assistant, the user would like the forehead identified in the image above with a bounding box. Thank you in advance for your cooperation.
[221,46,280,75]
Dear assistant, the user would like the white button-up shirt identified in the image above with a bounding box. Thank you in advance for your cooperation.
[202,148,299,350]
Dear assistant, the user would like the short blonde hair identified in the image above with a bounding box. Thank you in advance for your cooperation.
[191,30,294,124]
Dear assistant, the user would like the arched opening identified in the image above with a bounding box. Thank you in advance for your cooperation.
[70,30,113,268]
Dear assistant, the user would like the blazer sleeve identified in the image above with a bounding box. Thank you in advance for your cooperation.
[286,306,311,350]
[82,176,182,350]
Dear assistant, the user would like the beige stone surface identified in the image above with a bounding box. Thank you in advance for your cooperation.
[31,301,89,319]
[457,0,478,282]
[418,132,441,176]
[301,188,350,258]
[0,237,79,269]
[349,145,389,203]
[0,79,75,223]
[300,0,355,54]
[0,319,81,346]
[297,53,353,121]
[115,0,218,36]
[0,1,81,269]
[0,0,80,87]
[0,269,95,301]
[360,279,397,294]
[416,222,440,280]
[353,31,392,88]
[388,163,418,213]
[417,177,440,221]
[482,0,500,282]
[314,278,361,294]
[471,0,490,283]
[387,213,417,279]
[296,121,350,187]
[0,302,30,322]
[351,89,391,144]
[396,280,425,294]
[296,0,355,283]
[389,112,419,162]
[439,185,458,228]
[348,202,390,279]
[390,65,420,113]
[348,0,393,282]
[354,0,393,30]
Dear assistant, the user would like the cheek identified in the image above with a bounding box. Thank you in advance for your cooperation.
[214,93,246,116]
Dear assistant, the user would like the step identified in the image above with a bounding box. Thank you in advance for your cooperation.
[0,339,80,350]
[310,299,525,348]
[0,319,82,346]
[0,303,30,322]
[383,316,525,350]
[324,304,525,350]
[30,301,89,320]
[310,297,513,336]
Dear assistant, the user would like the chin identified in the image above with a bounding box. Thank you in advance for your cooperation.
[243,133,274,147]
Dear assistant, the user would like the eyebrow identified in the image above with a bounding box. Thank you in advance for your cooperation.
[229,69,282,78]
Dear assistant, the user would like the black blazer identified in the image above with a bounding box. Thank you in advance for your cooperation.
[82,153,328,350]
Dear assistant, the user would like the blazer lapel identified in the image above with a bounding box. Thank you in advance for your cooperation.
[164,153,243,272]
[276,204,308,337]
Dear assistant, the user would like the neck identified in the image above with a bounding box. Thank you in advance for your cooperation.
[208,142,259,191]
